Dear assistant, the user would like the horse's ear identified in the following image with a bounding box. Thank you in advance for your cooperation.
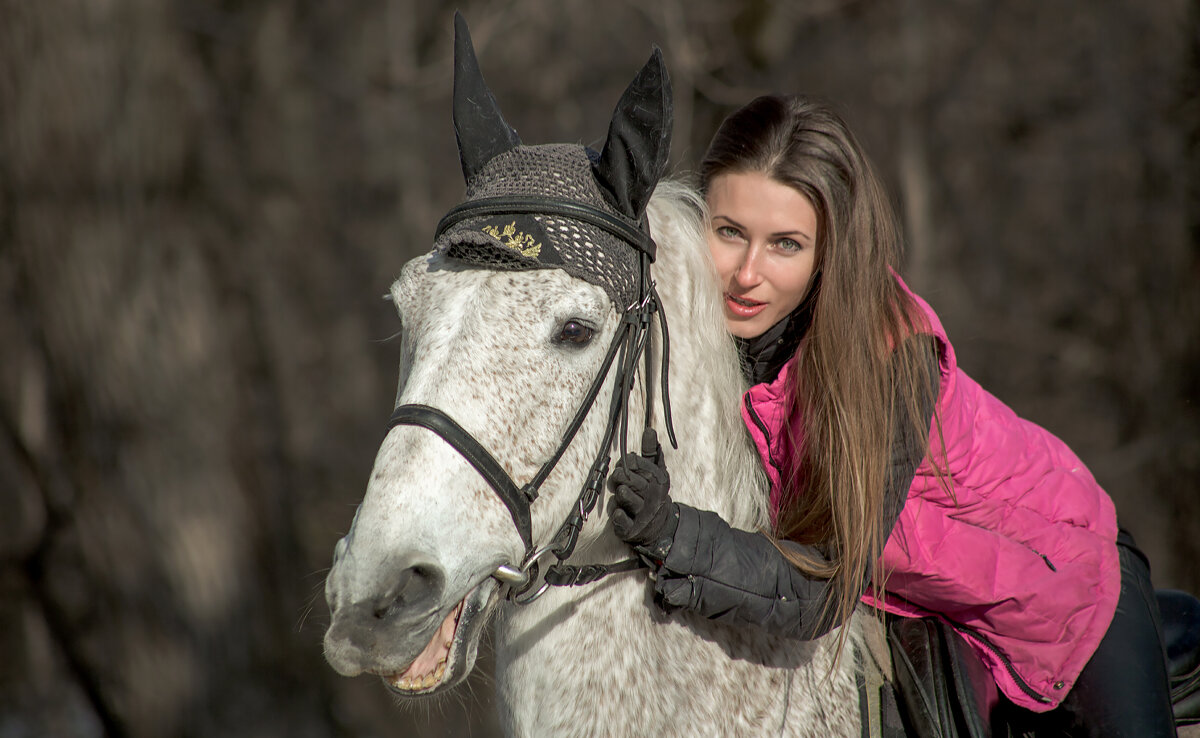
[452,12,521,182]
[592,48,672,219]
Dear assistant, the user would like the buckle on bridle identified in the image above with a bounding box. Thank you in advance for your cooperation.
[625,281,657,323]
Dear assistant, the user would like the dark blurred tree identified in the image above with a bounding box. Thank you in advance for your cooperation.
[0,0,1195,736]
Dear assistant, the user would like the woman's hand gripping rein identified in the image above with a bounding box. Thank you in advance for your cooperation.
[609,428,679,562]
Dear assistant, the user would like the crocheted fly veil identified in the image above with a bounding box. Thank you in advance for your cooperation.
[433,13,672,309]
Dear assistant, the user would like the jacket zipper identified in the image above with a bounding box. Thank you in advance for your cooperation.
[945,619,1053,704]
[1025,545,1057,572]
[743,394,783,476]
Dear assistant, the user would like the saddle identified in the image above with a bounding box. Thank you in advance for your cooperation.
[1161,588,1200,727]
[886,588,1200,737]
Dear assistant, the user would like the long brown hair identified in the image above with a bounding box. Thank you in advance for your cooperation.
[700,95,937,637]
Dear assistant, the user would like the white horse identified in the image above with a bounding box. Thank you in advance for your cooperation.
[322,179,868,737]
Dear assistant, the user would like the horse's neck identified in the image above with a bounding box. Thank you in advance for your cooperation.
[494,577,862,738]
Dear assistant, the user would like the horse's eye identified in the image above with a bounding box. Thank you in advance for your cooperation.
[556,320,594,345]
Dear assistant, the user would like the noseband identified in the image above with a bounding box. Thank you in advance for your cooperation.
[387,195,675,603]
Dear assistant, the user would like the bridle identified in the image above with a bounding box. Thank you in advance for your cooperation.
[386,195,675,604]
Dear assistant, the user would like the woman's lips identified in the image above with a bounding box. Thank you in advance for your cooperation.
[724,293,767,318]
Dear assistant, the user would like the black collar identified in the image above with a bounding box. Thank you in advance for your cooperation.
[735,299,812,386]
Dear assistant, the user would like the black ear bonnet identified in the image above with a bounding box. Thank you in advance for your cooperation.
[432,12,672,307]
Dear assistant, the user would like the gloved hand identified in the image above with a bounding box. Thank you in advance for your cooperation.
[609,428,676,550]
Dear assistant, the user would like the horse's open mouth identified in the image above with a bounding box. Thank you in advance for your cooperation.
[379,578,496,695]
[382,600,463,692]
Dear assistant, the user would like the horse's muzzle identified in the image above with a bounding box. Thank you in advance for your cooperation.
[324,550,447,677]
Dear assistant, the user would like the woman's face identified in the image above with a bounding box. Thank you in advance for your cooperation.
[705,171,819,339]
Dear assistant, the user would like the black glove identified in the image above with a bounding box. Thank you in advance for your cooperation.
[609,428,676,551]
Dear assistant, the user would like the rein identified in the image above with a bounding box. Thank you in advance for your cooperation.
[387,195,675,604]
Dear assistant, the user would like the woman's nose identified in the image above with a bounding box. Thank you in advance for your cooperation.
[734,246,763,286]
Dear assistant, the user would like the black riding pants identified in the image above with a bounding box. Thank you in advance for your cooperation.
[1009,530,1176,737]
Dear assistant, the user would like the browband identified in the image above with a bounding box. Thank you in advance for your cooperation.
[435,195,656,262]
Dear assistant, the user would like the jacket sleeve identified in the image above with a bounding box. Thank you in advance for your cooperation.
[645,336,940,640]
[650,505,842,639]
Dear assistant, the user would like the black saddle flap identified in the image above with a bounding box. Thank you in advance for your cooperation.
[1157,588,1200,726]
[888,616,995,738]
[1159,589,1200,679]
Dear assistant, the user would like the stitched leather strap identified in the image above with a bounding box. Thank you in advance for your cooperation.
[387,404,535,551]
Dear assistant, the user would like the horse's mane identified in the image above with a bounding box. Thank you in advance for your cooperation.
[645,178,770,533]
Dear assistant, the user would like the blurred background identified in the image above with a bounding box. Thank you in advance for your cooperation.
[1,1,1197,736]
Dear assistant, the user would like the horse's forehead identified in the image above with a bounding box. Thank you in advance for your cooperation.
[487,269,610,313]
[394,259,610,326]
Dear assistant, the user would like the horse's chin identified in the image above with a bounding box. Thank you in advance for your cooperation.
[378,577,498,697]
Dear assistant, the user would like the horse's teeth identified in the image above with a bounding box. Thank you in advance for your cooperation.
[434,663,446,681]
[421,673,437,689]
[398,676,412,690]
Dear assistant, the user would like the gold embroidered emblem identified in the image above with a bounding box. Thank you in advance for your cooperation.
[481,221,542,258]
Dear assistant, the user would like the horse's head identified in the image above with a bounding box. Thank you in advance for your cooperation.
[323,14,671,697]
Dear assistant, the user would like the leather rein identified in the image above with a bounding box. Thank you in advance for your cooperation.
[386,195,675,604]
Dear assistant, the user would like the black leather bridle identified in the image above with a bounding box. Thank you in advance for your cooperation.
[386,195,675,603]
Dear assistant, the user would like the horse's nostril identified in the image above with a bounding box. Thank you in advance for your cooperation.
[410,563,439,586]
[373,560,444,620]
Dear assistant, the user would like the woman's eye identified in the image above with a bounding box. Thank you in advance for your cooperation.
[555,320,595,345]
[776,238,802,252]
[710,223,739,238]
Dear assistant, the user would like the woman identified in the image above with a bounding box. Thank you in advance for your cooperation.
[609,95,1175,736]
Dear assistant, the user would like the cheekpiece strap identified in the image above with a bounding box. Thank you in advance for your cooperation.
[436,195,657,262]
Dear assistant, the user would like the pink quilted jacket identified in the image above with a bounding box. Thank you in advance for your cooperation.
[741,276,1121,711]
